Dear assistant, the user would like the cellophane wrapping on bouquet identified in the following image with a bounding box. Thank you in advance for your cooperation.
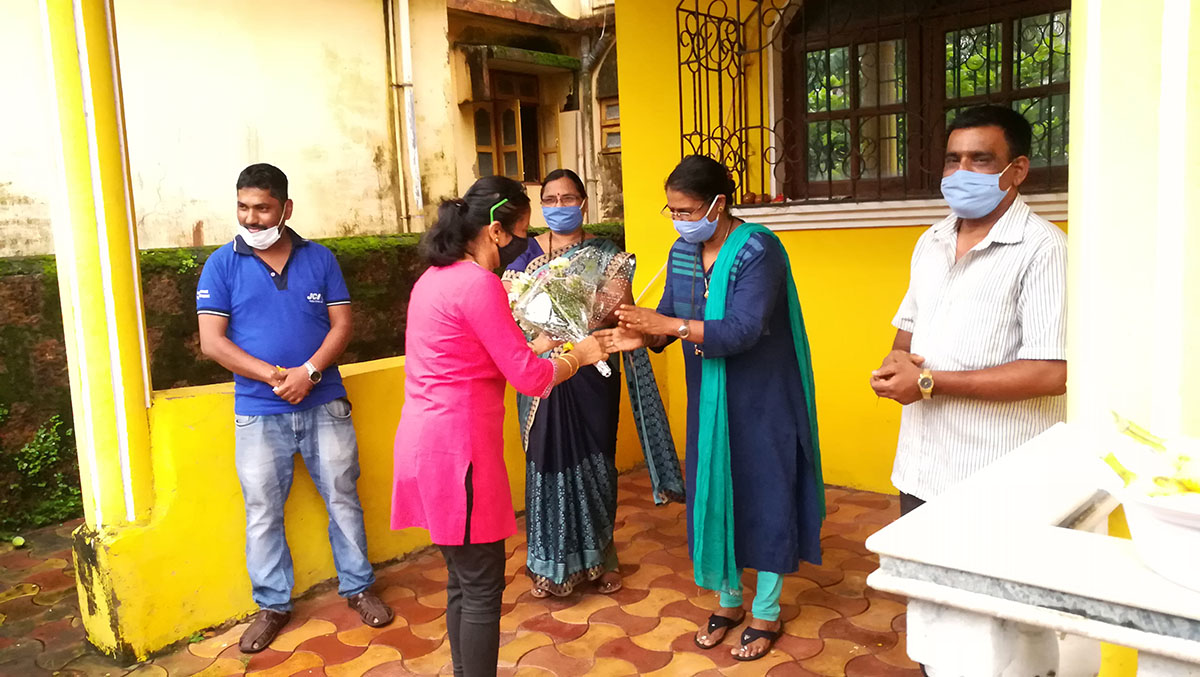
[508,248,634,377]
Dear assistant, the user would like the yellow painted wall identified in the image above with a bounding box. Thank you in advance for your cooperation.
[107,0,402,250]
[0,0,55,256]
[410,0,459,228]
[615,0,920,494]
[95,350,655,657]
[618,1,1173,674]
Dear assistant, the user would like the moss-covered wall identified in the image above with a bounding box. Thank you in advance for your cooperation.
[0,223,623,535]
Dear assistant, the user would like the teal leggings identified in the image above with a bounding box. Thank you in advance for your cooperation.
[719,571,784,622]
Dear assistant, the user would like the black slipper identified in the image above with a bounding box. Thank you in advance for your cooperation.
[734,625,781,662]
[693,611,745,650]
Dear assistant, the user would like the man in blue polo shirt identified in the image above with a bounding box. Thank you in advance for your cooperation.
[197,163,393,653]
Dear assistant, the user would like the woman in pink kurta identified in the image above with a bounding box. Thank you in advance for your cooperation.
[391,176,606,677]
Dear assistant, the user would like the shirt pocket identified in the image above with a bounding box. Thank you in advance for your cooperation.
[289,270,331,322]
[949,278,1020,368]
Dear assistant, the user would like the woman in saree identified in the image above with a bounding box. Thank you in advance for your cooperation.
[597,155,824,662]
[504,169,682,598]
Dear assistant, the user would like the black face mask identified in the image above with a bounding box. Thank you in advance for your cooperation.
[496,235,528,269]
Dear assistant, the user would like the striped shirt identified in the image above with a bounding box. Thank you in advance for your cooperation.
[890,196,1067,500]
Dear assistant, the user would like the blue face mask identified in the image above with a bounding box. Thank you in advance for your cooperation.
[542,206,583,234]
[672,195,721,243]
[940,163,1014,219]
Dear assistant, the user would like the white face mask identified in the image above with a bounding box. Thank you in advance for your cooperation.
[237,209,286,250]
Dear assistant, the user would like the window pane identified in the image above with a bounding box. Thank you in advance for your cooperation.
[541,113,558,148]
[543,152,559,172]
[946,23,1002,99]
[807,119,851,182]
[504,151,519,178]
[502,109,518,146]
[1013,95,1069,168]
[857,40,905,108]
[496,75,516,97]
[806,47,850,113]
[605,102,620,120]
[477,152,494,176]
[1015,11,1071,89]
[474,108,492,146]
[520,105,540,183]
[605,131,621,149]
[858,114,906,179]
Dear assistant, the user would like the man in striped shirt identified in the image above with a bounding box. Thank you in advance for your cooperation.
[871,105,1067,517]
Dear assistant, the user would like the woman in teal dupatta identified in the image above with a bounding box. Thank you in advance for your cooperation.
[504,170,682,598]
[599,156,824,662]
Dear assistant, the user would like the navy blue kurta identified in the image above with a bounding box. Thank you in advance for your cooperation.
[655,231,822,574]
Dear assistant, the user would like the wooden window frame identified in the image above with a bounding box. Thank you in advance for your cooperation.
[599,96,621,154]
[783,0,1070,203]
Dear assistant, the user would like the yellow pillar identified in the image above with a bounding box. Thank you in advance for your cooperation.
[40,0,153,659]
[1068,0,1199,437]
[1069,0,1198,674]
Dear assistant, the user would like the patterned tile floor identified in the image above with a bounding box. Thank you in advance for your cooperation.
[0,469,921,676]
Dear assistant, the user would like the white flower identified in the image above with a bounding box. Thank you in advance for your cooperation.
[547,257,570,271]
[525,292,554,324]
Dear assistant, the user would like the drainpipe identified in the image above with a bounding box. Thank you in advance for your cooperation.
[579,30,613,223]
[385,0,425,232]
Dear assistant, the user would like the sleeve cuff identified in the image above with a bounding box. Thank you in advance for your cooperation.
[197,308,231,317]
[539,359,560,398]
[892,316,914,333]
[326,299,351,307]
[1017,346,1067,361]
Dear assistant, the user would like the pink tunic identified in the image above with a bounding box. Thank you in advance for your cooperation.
[390,260,555,545]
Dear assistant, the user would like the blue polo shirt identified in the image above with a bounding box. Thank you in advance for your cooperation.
[196,228,350,415]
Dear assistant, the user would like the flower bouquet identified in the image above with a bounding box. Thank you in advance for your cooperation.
[509,247,634,377]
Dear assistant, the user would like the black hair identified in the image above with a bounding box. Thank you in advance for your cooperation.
[664,155,736,205]
[541,168,587,199]
[236,163,288,204]
[947,105,1034,161]
[420,175,532,267]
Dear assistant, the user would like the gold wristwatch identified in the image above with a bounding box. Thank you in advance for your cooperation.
[918,369,934,400]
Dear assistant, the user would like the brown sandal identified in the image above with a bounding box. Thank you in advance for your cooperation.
[239,609,291,653]
[347,591,394,628]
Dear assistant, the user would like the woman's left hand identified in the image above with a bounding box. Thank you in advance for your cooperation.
[528,333,564,355]
[614,304,676,336]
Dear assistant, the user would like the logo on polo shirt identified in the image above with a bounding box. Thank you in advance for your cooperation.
[197,289,210,300]
[307,292,323,304]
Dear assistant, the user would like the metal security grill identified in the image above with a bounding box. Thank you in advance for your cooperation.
[676,0,1070,205]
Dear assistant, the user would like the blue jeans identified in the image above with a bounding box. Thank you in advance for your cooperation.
[234,397,375,612]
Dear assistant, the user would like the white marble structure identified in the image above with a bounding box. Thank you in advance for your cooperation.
[866,424,1200,676]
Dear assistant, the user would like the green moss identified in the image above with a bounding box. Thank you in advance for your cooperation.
[140,246,218,275]
[318,233,421,258]
[0,255,56,277]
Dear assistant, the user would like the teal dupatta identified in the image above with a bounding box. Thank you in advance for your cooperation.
[691,224,825,593]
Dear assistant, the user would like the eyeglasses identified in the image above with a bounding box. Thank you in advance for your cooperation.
[661,202,710,221]
[662,195,721,221]
[540,194,583,208]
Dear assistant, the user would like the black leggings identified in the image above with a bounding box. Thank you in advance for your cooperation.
[437,464,506,677]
